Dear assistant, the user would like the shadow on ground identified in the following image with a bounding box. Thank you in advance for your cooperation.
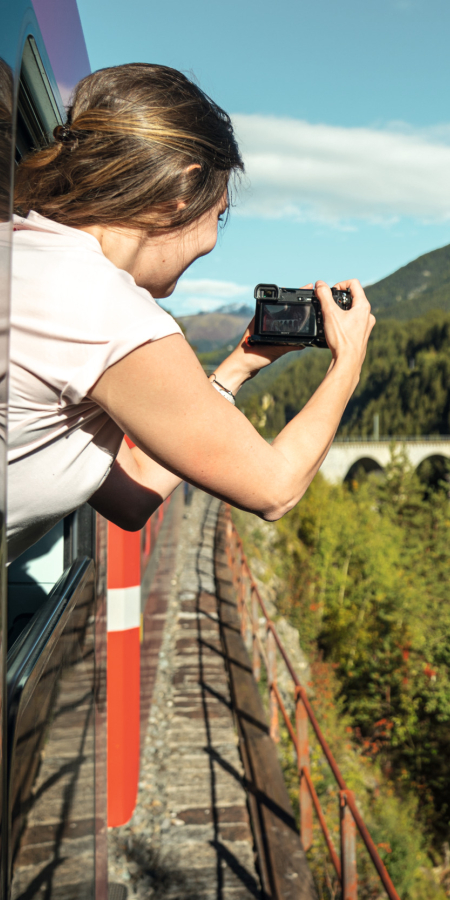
[110,832,218,900]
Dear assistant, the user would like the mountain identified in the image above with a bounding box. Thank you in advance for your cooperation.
[365,242,450,320]
[215,303,254,316]
[177,305,253,352]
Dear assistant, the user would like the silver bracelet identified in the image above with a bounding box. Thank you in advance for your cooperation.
[210,374,236,405]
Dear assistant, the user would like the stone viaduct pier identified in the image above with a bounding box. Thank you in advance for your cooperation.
[319,437,450,483]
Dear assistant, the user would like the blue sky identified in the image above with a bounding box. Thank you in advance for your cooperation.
[77,0,450,315]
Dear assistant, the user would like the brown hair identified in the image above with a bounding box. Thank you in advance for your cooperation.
[14,63,244,233]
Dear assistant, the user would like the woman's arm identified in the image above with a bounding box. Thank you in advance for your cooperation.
[88,302,307,527]
[89,288,310,528]
[89,281,375,522]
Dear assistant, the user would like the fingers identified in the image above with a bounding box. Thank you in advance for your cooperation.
[299,283,314,289]
[332,278,369,309]
[314,280,336,313]
[316,278,375,330]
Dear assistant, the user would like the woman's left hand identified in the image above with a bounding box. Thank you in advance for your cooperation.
[210,283,311,395]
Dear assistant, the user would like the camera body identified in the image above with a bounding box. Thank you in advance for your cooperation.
[247,283,352,348]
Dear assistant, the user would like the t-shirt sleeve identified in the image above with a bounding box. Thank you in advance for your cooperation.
[12,237,185,406]
[57,255,184,404]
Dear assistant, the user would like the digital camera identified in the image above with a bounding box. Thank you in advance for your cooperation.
[247,283,352,348]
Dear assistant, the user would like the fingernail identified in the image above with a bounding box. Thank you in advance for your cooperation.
[316,280,324,286]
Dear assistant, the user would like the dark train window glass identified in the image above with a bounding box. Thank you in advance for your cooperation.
[15,36,63,160]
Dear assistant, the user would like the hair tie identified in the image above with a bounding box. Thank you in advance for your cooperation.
[53,124,79,148]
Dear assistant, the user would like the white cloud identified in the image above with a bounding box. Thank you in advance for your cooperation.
[175,279,250,298]
[232,114,450,225]
[169,278,251,316]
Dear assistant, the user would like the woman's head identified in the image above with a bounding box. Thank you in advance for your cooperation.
[14,63,244,234]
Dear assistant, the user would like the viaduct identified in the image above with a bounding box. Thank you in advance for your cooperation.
[319,438,450,483]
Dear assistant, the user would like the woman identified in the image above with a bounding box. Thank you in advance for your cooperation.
[10,63,375,563]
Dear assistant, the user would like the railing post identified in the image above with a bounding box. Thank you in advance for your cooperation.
[225,509,233,571]
[251,586,260,681]
[225,513,232,556]
[340,791,357,900]
[231,539,239,590]
[267,627,279,742]
[245,584,253,650]
[239,557,248,640]
[295,688,313,851]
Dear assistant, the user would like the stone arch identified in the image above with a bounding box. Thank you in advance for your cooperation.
[320,440,450,484]
[408,446,450,468]
[415,454,450,492]
[344,457,384,484]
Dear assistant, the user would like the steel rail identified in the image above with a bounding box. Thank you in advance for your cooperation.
[303,768,342,879]
[343,791,399,897]
[272,682,342,878]
[272,682,296,744]
[225,507,401,900]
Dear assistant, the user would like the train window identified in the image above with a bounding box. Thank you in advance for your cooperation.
[15,35,63,159]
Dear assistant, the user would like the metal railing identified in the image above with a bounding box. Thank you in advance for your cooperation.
[224,506,401,900]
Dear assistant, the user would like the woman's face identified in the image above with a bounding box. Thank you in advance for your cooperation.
[78,190,228,300]
[133,192,228,299]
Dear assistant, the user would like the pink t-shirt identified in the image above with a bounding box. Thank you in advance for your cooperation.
[8,211,182,562]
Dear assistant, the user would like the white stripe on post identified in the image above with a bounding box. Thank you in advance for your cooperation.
[107,586,141,632]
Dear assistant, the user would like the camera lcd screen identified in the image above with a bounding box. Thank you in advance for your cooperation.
[261,302,316,336]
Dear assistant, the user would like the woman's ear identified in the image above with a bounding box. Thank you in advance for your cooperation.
[176,163,202,210]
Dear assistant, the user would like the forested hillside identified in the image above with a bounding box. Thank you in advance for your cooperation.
[238,310,450,438]
[366,242,450,320]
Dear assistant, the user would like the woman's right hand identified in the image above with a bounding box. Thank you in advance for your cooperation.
[314,279,375,369]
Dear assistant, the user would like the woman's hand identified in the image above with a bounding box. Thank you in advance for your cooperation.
[315,279,375,372]
[211,283,313,396]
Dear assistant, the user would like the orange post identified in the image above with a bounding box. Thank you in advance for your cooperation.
[296,689,313,851]
[107,523,141,827]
